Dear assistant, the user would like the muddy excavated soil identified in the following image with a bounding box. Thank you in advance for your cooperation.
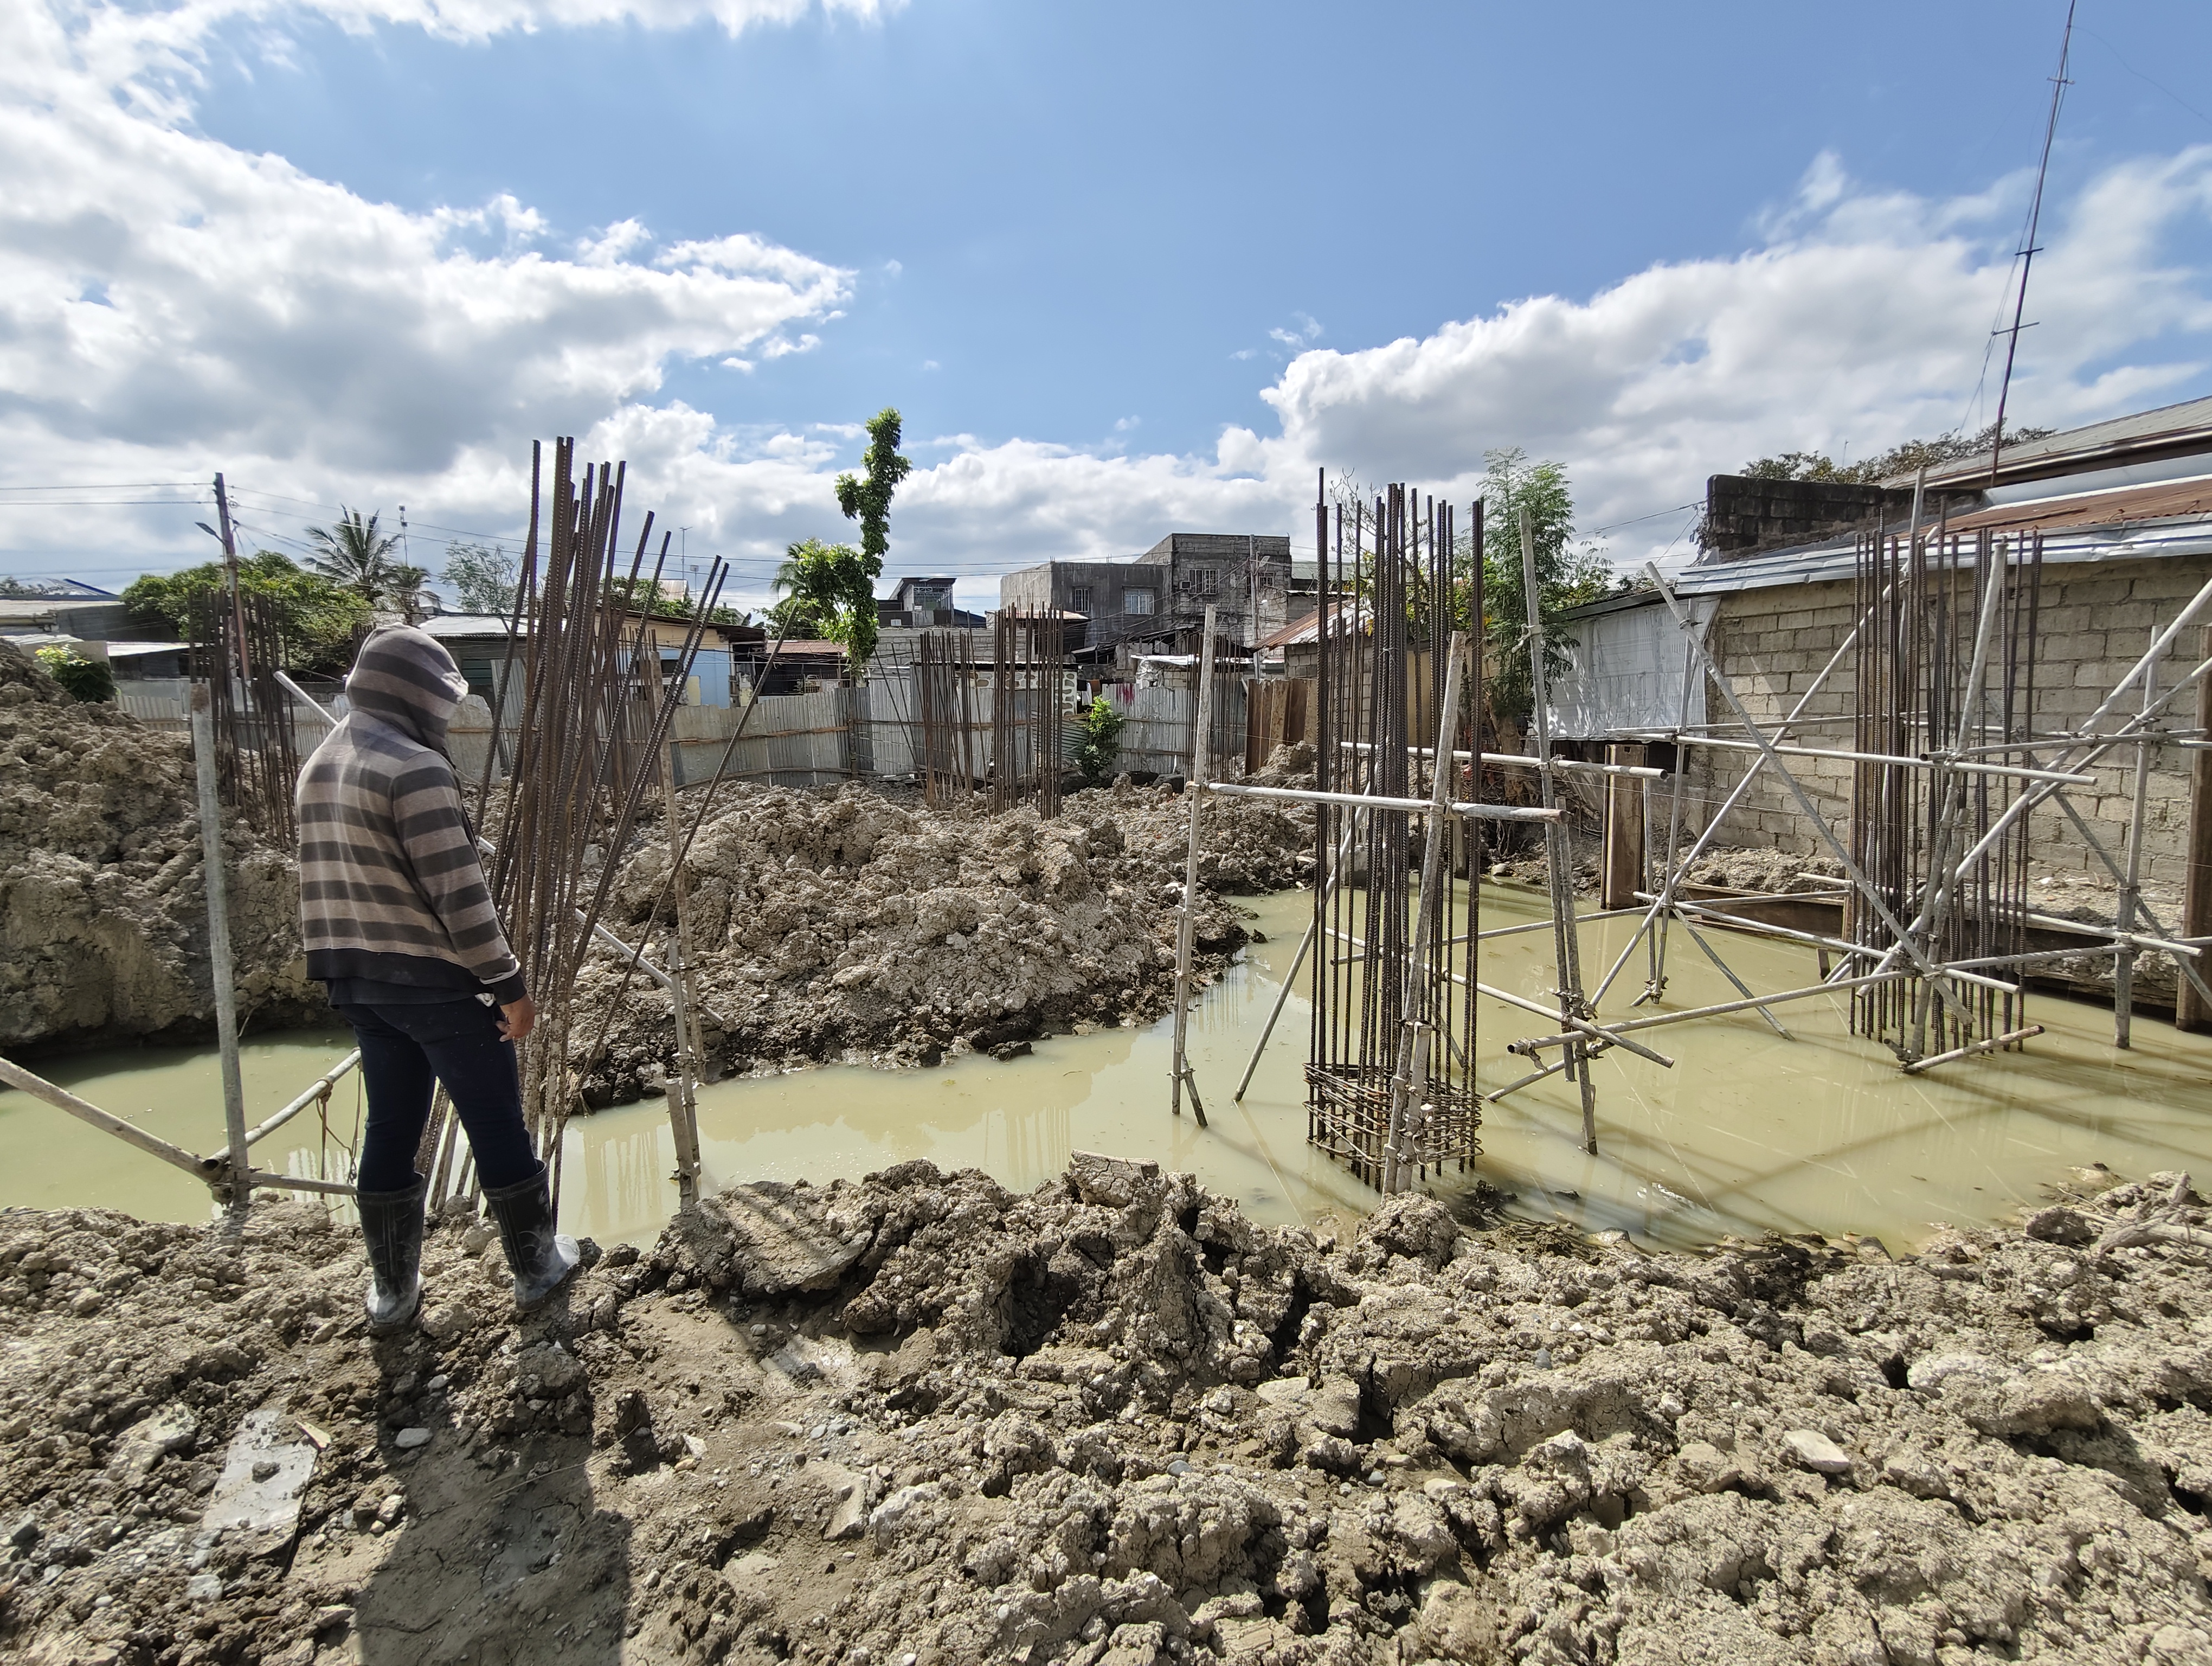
[574,757,1315,1104]
[0,642,318,1053]
[8,1158,2212,1665]
[0,627,1313,1078]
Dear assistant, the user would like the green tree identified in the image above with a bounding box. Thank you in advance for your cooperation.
[769,537,879,665]
[834,407,913,569]
[1073,696,1125,784]
[1477,448,1612,723]
[442,541,518,615]
[1739,419,2056,486]
[121,551,374,675]
[306,508,415,610]
[34,645,115,703]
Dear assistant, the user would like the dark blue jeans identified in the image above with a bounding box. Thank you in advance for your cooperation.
[338,998,539,1194]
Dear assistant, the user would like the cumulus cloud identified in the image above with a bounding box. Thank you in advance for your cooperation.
[5,0,2211,611]
[0,0,854,575]
[1239,146,2212,568]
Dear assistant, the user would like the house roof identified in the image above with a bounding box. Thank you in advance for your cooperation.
[1900,394,2212,491]
[0,578,115,599]
[1259,601,1359,650]
[1663,507,2212,599]
[418,613,526,639]
[1939,473,2212,534]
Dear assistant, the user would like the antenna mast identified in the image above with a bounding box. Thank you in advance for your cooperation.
[1989,0,2077,486]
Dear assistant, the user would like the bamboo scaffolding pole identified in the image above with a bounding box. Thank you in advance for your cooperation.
[238,1052,361,1150]
[0,1056,220,1182]
[189,687,250,1210]
[1168,604,1218,1127]
[1202,780,1559,821]
[1901,1026,2046,1075]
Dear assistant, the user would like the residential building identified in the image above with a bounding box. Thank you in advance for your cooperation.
[1000,532,1294,662]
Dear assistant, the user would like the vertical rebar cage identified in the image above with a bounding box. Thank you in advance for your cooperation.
[1850,527,2043,1060]
[992,608,1069,817]
[187,588,302,845]
[1307,480,1481,1187]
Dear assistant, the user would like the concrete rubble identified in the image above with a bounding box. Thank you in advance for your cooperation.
[5,1158,2211,1663]
[0,639,318,1052]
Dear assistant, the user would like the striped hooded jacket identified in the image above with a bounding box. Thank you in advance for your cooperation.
[294,626,527,1003]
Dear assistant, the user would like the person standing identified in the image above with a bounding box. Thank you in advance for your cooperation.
[295,625,578,1331]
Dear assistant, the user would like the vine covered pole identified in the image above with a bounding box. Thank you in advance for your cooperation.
[1169,605,1219,1127]
[1522,511,1597,1154]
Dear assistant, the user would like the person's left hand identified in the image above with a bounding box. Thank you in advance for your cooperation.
[499,996,537,1041]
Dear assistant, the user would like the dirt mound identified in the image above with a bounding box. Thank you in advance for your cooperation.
[7,1161,2211,1664]
[576,758,1315,1101]
[0,640,317,1052]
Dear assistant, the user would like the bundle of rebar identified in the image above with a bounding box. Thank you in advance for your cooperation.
[991,608,1068,816]
[187,587,301,844]
[1849,527,2043,1060]
[422,438,726,1208]
[1308,481,1481,1187]
[917,627,983,808]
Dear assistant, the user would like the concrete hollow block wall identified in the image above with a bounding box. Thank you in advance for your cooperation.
[1678,559,2207,887]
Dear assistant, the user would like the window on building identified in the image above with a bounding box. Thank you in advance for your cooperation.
[1199,568,1219,598]
[1124,588,1156,616]
[1071,585,1094,612]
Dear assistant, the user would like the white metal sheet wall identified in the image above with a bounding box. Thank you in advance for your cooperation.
[1546,599,1714,739]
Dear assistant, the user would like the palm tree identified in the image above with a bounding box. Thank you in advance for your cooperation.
[769,538,862,640]
[306,509,407,607]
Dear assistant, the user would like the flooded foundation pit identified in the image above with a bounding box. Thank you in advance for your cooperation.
[8,882,2209,1251]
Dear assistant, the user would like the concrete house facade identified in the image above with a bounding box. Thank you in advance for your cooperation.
[1000,532,1294,659]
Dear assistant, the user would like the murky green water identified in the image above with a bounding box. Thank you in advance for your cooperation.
[9,884,2211,1252]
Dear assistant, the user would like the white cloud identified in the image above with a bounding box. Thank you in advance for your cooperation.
[6,2,2212,611]
[1240,148,2212,567]
[0,0,854,575]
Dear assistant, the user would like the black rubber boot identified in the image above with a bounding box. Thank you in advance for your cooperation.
[484,1163,580,1309]
[358,1174,426,1334]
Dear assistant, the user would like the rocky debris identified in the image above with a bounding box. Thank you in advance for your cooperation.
[8,1159,2212,1663]
[0,638,319,1051]
[573,747,1317,1102]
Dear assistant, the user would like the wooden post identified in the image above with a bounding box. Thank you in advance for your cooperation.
[1169,606,1218,1127]
[1601,744,1648,910]
[2179,625,2212,1033]
[189,687,250,1210]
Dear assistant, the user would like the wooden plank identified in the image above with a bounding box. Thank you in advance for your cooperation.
[1601,743,1647,909]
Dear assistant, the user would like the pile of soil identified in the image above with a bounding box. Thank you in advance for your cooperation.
[7,1158,2210,1664]
[0,641,316,1053]
[575,751,1316,1102]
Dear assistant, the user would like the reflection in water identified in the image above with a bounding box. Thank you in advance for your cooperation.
[10,884,2212,1254]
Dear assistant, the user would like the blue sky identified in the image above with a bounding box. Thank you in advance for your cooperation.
[6,0,2212,610]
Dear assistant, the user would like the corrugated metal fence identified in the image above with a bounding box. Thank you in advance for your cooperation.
[112,672,1283,794]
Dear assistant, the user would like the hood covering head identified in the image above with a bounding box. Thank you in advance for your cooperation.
[345,625,470,752]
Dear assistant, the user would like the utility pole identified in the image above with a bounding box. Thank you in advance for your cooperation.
[212,474,253,685]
